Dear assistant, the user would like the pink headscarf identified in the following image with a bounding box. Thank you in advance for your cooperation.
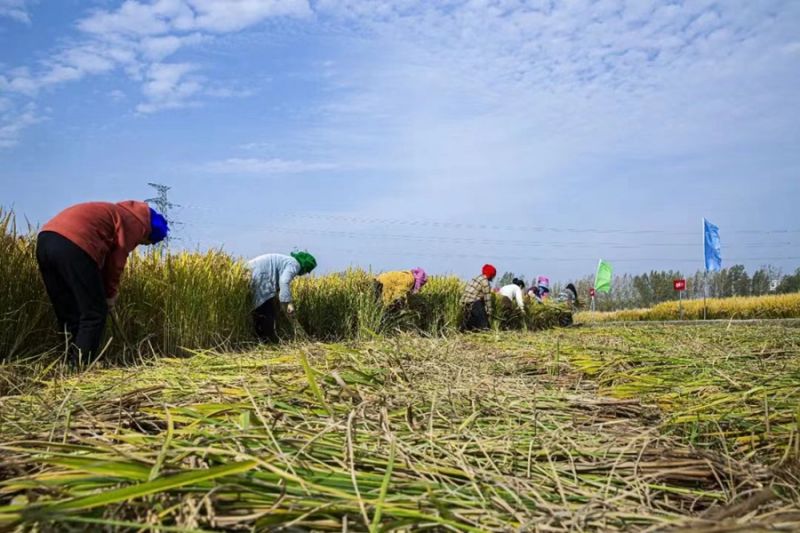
[411,267,428,293]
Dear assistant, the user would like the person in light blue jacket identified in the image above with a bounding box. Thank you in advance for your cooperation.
[247,251,317,342]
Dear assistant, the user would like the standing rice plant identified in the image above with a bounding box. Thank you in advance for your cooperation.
[0,206,254,367]
[0,209,55,360]
[2,204,570,371]
[114,249,253,360]
[577,293,800,323]
[409,275,464,335]
[292,269,385,340]
[492,292,526,330]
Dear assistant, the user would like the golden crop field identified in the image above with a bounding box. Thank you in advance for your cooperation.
[578,293,800,322]
[2,210,800,531]
[1,210,570,362]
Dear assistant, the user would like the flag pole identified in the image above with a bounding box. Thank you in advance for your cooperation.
[703,271,707,320]
[592,260,595,312]
[702,218,707,320]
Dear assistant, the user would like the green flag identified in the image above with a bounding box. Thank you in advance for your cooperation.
[594,259,612,294]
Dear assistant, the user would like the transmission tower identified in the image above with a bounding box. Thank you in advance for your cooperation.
[146,182,179,248]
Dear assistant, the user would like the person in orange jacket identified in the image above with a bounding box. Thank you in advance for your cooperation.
[36,201,169,365]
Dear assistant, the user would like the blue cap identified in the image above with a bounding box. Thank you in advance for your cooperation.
[149,208,169,244]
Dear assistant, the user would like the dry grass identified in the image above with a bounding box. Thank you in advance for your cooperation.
[1,325,798,531]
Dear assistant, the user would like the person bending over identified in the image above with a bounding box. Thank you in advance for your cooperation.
[373,267,428,308]
[499,278,526,312]
[461,264,496,331]
[248,251,316,343]
[36,201,169,365]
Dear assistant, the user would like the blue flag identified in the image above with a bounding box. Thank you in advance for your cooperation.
[703,218,721,272]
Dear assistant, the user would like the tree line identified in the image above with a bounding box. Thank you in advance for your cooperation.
[496,266,800,311]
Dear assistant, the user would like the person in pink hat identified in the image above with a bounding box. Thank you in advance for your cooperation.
[374,267,428,308]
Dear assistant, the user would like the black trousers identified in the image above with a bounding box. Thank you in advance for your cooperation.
[373,280,383,303]
[253,297,279,343]
[36,231,108,364]
[463,300,490,331]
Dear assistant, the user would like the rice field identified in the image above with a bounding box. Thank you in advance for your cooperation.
[1,324,799,532]
[0,208,569,371]
[577,293,800,322]
[2,209,800,530]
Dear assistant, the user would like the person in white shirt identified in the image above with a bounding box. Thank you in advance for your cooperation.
[247,251,317,343]
[499,278,526,311]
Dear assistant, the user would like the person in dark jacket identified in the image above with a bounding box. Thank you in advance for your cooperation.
[557,283,580,310]
[556,283,580,327]
[36,201,169,365]
[460,264,496,331]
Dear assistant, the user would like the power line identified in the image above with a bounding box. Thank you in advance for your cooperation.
[182,221,796,250]
[220,239,800,263]
[181,203,800,236]
[197,232,798,263]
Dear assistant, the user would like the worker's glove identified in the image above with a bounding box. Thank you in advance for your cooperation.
[284,303,296,317]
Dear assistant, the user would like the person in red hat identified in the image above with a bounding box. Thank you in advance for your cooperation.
[36,201,169,365]
[460,264,496,330]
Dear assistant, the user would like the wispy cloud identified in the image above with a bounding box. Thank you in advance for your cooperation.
[0,103,43,148]
[237,141,276,152]
[108,89,127,102]
[0,0,34,24]
[1,0,311,113]
[78,0,311,35]
[136,62,202,113]
[198,157,338,174]
[304,0,800,218]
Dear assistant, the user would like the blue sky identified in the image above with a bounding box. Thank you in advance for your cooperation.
[1,0,799,282]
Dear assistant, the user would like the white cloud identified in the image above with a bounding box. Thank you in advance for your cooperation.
[199,157,338,174]
[108,89,127,102]
[136,62,203,113]
[298,0,800,240]
[79,0,310,36]
[0,42,136,95]
[0,0,34,24]
[180,0,311,32]
[238,141,275,151]
[0,103,43,148]
[1,0,311,116]
[203,85,255,98]
[139,33,207,60]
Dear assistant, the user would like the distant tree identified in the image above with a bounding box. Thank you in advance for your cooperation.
[689,271,705,300]
[710,268,731,298]
[574,276,596,309]
[655,270,683,303]
[759,265,783,293]
[751,267,771,296]
[632,274,653,307]
[728,265,750,297]
[612,273,637,309]
[496,271,515,288]
[777,268,800,293]
[558,264,797,310]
